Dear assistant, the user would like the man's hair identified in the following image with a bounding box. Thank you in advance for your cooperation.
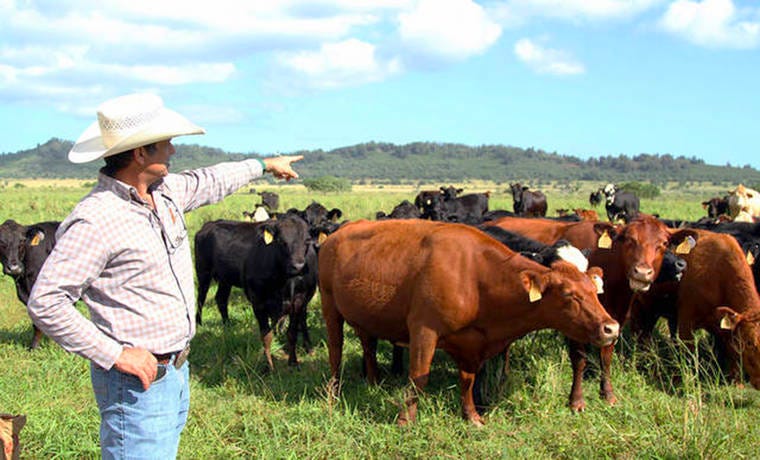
[100,142,158,177]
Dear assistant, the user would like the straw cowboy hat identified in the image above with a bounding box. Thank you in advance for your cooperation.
[68,93,205,163]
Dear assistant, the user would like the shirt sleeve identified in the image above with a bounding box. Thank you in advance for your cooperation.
[163,159,265,212]
[27,218,123,369]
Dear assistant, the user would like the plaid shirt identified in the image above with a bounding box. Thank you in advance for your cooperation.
[28,159,265,369]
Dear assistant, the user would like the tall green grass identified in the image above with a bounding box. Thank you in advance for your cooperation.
[1,182,759,458]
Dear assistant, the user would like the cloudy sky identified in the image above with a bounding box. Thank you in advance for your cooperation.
[1,0,759,167]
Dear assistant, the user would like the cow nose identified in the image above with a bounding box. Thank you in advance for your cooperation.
[601,321,620,344]
[675,259,687,272]
[4,263,23,276]
[633,264,654,280]
[290,262,305,274]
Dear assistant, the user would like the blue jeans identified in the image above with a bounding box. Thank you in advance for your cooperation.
[91,359,190,460]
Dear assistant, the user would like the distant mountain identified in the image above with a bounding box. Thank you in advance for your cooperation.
[2,138,759,185]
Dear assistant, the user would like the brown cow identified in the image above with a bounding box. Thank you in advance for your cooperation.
[632,230,760,388]
[318,219,620,425]
[574,208,599,221]
[483,214,698,410]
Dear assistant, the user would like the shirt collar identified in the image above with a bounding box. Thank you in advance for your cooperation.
[96,173,165,206]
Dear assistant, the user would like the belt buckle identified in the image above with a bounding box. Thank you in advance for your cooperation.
[173,345,190,369]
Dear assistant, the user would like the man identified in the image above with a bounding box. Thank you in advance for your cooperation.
[27,93,302,459]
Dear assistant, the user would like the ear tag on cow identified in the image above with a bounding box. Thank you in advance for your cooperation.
[30,233,42,246]
[597,231,612,249]
[592,275,604,294]
[318,232,328,245]
[720,314,735,330]
[263,230,274,245]
[747,251,755,266]
[675,236,696,255]
[529,280,542,302]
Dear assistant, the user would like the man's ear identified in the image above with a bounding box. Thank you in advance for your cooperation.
[134,147,146,166]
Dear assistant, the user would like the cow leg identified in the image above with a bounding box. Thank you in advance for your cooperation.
[568,339,588,411]
[215,283,233,324]
[599,343,618,405]
[298,305,312,355]
[458,369,483,426]
[252,307,275,370]
[355,330,379,384]
[391,345,404,376]
[286,311,299,366]
[399,327,437,426]
[29,324,43,350]
[320,289,344,397]
[195,272,212,326]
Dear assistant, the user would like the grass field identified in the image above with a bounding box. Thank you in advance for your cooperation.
[1,180,759,459]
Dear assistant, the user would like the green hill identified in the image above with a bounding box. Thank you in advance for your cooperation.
[2,138,759,186]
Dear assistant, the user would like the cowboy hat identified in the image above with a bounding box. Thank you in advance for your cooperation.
[68,93,205,163]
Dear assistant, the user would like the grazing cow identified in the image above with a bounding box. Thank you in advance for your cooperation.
[0,219,60,349]
[728,184,760,220]
[602,183,640,223]
[632,230,760,388]
[510,183,547,217]
[258,191,280,211]
[483,214,698,410]
[194,215,312,368]
[375,200,422,220]
[702,196,730,219]
[319,219,619,425]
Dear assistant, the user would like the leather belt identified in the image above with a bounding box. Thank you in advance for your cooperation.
[153,344,190,369]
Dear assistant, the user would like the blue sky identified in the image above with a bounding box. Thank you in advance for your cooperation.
[1,0,759,167]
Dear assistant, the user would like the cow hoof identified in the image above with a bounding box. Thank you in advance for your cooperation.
[602,393,618,406]
[569,399,586,412]
[469,417,485,427]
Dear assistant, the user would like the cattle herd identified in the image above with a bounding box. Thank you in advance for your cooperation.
[2,182,760,425]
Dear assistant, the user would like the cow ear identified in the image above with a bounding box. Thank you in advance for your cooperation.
[593,223,616,249]
[669,229,699,255]
[261,224,277,245]
[521,271,545,303]
[717,306,743,331]
[328,209,343,222]
[26,229,45,246]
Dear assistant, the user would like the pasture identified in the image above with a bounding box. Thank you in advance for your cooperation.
[1,179,759,458]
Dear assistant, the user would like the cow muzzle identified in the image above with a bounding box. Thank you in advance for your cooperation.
[599,321,620,346]
[3,263,23,276]
[629,265,654,292]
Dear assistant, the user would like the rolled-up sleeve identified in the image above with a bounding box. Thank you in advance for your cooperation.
[166,159,264,212]
[28,219,123,369]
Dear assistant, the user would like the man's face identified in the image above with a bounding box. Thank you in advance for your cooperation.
[143,139,175,179]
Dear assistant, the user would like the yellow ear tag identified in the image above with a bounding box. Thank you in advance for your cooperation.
[263,230,274,245]
[597,231,612,249]
[529,280,542,302]
[592,275,604,294]
[720,314,734,330]
[318,232,328,245]
[675,236,695,255]
[747,251,755,266]
[30,233,41,246]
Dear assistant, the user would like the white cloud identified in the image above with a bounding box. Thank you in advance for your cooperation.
[496,0,664,23]
[398,0,502,60]
[660,0,760,48]
[277,38,402,89]
[514,38,586,75]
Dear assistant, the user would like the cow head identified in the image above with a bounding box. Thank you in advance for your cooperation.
[717,306,760,389]
[522,264,619,347]
[439,186,462,201]
[0,219,29,276]
[594,215,699,293]
[260,214,311,276]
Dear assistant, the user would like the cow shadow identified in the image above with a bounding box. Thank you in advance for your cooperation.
[0,324,36,350]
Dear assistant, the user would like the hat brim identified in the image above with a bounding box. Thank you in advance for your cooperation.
[68,107,205,164]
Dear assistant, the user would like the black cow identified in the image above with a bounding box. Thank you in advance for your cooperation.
[601,184,640,223]
[281,201,342,228]
[510,183,547,217]
[589,190,603,207]
[0,219,60,349]
[414,190,444,219]
[702,196,730,219]
[258,191,280,211]
[194,215,312,368]
[376,200,421,220]
[418,190,490,224]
